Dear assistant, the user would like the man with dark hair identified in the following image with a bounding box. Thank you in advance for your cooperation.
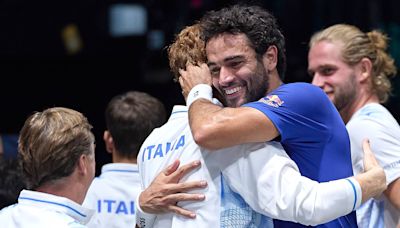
[83,91,166,228]
[137,18,387,228]
[178,4,384,228]
[0,107,96,227]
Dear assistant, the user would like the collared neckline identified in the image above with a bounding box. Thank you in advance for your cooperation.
[18,190,94,225]
[169,105,188,121]
[101,163,139,174]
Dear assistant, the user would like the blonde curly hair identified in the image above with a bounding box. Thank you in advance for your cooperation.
[167,23,207,82]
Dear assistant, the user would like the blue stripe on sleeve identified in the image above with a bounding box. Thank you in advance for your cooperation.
[345,179,357,211]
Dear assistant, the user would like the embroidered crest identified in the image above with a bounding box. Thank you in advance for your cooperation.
[260,95,284,107]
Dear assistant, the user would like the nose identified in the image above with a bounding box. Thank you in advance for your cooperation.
[311,74,324,88]
[219,67,234,86]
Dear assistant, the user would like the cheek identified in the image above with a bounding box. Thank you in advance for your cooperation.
[212,77,220,88]
[317,75,337,88]
[328,78,347,90]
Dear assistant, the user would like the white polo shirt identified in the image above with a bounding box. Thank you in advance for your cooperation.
[137,105,362,227]
[83,163,141,228]
[347,103,400,228]
[137,105,223,228]
[0,189,93,227]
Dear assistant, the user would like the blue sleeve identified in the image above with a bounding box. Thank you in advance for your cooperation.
[243,83,335,145]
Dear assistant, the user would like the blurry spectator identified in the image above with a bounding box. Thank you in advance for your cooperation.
[0,157,25,209]
[0,134,19,159]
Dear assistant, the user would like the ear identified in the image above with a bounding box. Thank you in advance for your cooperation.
[103,130,114,154]
[77,154,88,176]
[262,45,278,71]
[358,57,372,83]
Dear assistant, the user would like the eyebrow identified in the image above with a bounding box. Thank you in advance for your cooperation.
[207,55,244,66]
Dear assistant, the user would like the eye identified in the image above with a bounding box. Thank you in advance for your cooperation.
[229,61,242,69]
[209,67,220,76]
[321,67,335,76]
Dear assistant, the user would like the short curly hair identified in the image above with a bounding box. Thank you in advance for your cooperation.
[167,23,207,82]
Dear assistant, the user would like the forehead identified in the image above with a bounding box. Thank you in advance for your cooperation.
[205,33,254,59]
[308,40,343,64]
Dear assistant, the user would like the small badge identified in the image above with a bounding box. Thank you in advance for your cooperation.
[260,95,284,107]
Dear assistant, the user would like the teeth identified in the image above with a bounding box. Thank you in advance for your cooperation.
[225,86,242,95]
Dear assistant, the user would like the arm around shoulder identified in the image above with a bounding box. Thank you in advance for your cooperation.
[189,100,278,150]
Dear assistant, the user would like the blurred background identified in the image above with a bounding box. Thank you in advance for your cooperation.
[0,0,399,175]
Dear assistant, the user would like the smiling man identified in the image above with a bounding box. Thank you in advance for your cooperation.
[308,24,400,228]
[178,4,365,228]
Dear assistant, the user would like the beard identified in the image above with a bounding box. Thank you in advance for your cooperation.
[333,74,357,112]
[220,59,270,108]
[240,61,270,106]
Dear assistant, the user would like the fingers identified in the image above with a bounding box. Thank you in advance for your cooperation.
[362,138,379,171]
[163,181,208,195]
[178,73,188,97]
[178,69,186,81]
[168,205,196,219]
[164,159,180,176]
[169,160,202,182]
[163,192,206,203]
[179,64,212,87]
[139,160,206,217]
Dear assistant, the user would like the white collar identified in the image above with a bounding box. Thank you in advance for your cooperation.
[101,163,138,174]
[18,189,94,225]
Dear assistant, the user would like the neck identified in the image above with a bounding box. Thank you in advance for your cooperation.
[36,176,86,204]
[267,71,283,94]
[112,152,137,164]
[340,92,379,124]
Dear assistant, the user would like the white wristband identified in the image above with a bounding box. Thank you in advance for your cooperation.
[186,84,213,108]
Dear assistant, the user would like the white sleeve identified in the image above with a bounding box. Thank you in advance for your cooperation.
[136,127,221,228]
[347,115,400,184]
[220,142,362,226]
[135,192,157,228]
[136,149,157,227]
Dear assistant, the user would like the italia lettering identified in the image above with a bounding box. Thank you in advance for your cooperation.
[97,200,135,215]
[141,135,185,162]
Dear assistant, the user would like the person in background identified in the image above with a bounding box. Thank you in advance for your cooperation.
[308,23,400,228]
[0,107,96,227]
[0,157,26,209]
[83,91,166,228]
[0,133,19,159]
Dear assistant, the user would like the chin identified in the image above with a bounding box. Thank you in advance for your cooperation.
[226,100,240,108]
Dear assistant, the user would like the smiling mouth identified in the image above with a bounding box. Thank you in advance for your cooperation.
[224,86,242,95]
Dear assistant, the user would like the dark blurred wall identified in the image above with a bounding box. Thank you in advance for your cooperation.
[0,0,398,175]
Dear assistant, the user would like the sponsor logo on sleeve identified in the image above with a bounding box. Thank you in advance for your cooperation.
[259,95,284,107]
